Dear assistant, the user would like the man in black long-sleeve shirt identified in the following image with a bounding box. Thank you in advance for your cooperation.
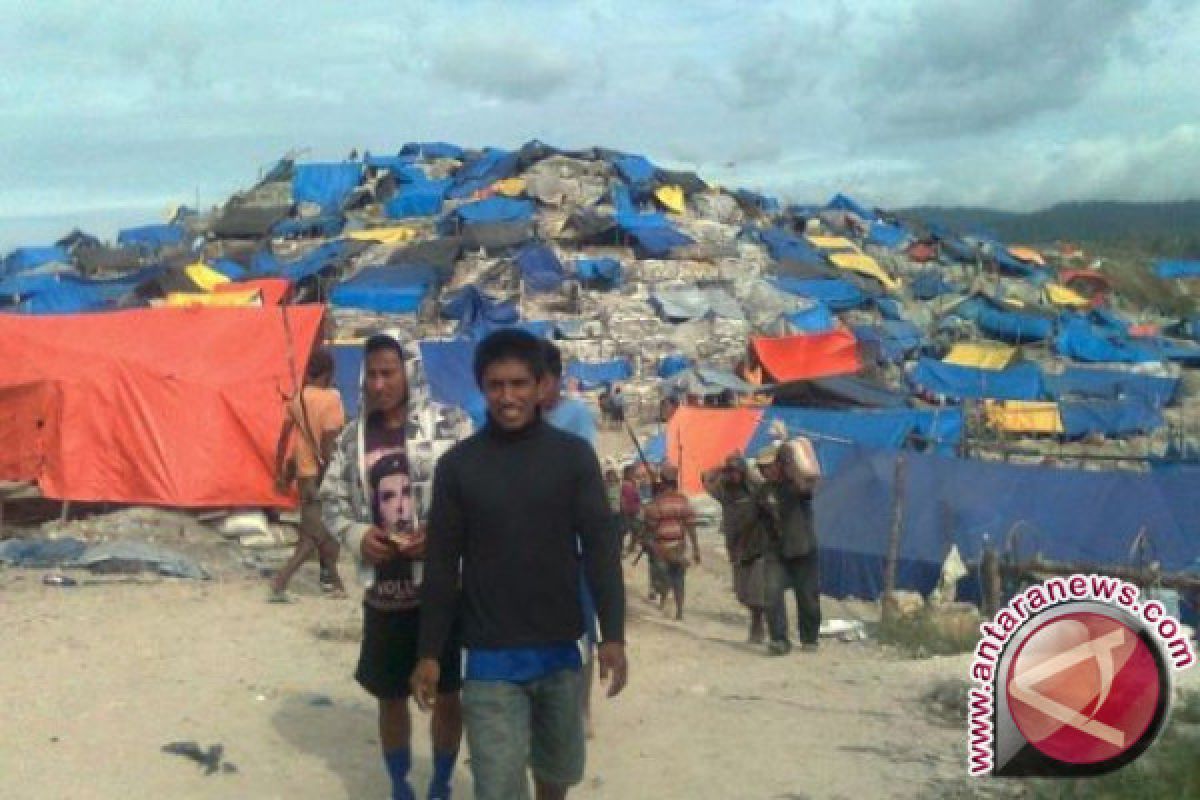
[412,329,627,800]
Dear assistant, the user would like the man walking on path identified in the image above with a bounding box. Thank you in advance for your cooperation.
[320,334,465,800]
[754,441,822,656]
[271,348,346,599]
[702,454,767,642]
[642,464,701,620]
[412,329,627,800]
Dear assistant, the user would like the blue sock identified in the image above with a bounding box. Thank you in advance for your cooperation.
[383,748,414,800]
[427,750,458,798]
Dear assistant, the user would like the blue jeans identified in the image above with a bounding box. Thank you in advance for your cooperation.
[463,669,586,800]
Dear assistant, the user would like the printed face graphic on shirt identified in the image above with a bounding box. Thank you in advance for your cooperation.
[369,451,411,534]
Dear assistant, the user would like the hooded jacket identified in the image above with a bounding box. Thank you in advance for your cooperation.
[318,334,473,590]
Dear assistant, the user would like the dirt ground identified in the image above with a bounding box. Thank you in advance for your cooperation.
[0,535,984,800]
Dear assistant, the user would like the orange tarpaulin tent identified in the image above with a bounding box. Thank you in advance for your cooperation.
[0,305,325,507]
[750,330,861,382]
[665,406,764,494]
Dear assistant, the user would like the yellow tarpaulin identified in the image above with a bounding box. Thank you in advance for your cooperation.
[944,343,1016,370]
[828,251,900,290]
[806,235,857,252]
[984,400,1063,434]
[492,178,527,197]
[344,226,419,245]
[654,185,686,214]
[183,262,231,292]
[165,290,263,308]
[1045,283,1090,308]
[1008,246,1046,266]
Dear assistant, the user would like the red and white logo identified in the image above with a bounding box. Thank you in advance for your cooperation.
[1006,611,1161,766]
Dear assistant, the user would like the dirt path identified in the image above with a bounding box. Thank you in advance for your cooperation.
[0,541,971,800]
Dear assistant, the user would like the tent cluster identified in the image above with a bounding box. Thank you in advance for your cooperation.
[3,139,1199,524]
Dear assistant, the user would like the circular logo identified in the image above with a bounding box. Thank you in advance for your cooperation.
[1005,610,1165,767]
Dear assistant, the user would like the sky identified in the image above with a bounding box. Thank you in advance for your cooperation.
[2,0,1199,249]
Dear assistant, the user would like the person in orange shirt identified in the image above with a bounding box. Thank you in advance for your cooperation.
[271,348,346,600]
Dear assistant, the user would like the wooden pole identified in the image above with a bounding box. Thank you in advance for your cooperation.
[882,452,907,622]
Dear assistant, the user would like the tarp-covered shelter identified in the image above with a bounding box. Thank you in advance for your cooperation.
[292,162,364,212]
[330,265,435,313]
[1154,259,1200,280]
[651,287,744,321]
[751,331,861,382]
[117,224,186,251]
[566,358,634,389]
[911,358,1044,401]
[0,306,325,506]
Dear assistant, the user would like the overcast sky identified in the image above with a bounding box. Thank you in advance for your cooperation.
[2,0,1199,247]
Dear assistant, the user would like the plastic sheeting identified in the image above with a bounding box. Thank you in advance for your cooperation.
[825,193,873,219]
[252,241,349,282]
[651,287,744,321]
[2,246,68,276]
[1045,283,1090,308]
[867,221,910,249]
[117,224,185,250]
[760,228,826,266]
[448,149,519,199]
[815,449,1200,600]
[344,226,420,245]
[441,285,519,331]
[164,289,263,308]
[1045,367,1178,407]
[447,196,534,226]
[1055,316,1163,363]
[911,358,1044,401]
[828,251,900,290]
[769,277,867,311]
[984,401,1063,434]
[0,306,325,507]
[385,180,450,219]
[976,305,1054,343]
[654,185,686,213]
[612,154,658,192]
[1154,259,1200,279]
[657,354,692,378]
[627,225,693,258]
[943,342,1016,370]
[331,266,435,313]
[1059,397,1164,437]
[271,216,346,239]
[783,302,837,333]
[751,331,861,381]
[575,257,622,287]
[292,162,363,212]
[853,320,922,364]
[417,339,487,422]
[515,244,565,293]
[665,366,761,397]
[565,358,633,389]
[14,267,163,315]
[665,406,765,493]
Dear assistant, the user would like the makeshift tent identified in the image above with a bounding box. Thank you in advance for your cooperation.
[1154,260,1200,280]
[825,193,873,219]
[1007,246,1046,266]
[852,320,922,364]
[665,366,761,398]
[448,149,519,198]
[943,342,1016,370]
[14,267,163,314]
[651,287,743,321]
[910,358,1044,401]
[515,244,565,293]
[292,162,364,212]
[1044,283,1090,308]
[566,358,633,389]
[657,354,692,378]
[1045,367,1178,407]
[2,246,69,276]
[400,141,464,160]
[828,252,899,291]
[271,215,346,239]
[782,302,837,333]
[440,285,519,336]
[984,401,1063,434]
[209,204,289,238]
[252,241,349,282]
[445,196,534,228]
[385,180,450,219]
[117,224,185,251]
[575,257,622,288]
[491,177,526,197]
[1059,397,1164,437]
[330,265,434,313]
[816,449,1200,600]
[417,339,487,423]
[626,225,694,258]
[1055,316,1162,363]
[0,306,325,506]
[806,235,857,252]
[183,262,230,291]
[769,277,867,311]
[612,154,658,193]
[665,406,765,493]
[759,228,826,266]
[770,375,910,410]
[218,278,291,306]
[751,331,861,382]
[866,221,911,249]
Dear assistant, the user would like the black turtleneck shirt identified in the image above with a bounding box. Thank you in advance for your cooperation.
[417,416,625,660]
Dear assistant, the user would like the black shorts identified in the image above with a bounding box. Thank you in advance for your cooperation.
[355,604,463,699]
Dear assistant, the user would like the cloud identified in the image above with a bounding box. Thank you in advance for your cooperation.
[423,25,576,102]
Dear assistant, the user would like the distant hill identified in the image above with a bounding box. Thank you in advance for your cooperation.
[899,200,1200,257]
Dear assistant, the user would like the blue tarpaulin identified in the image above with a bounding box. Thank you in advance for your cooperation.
[292,162,363,212]
[612,154,658,192]
[1046,367,1178,407]
[854,320,924,364]
[825,193,873,218]
[1055,316,1162,363]
[911,270,956,301]
[330,265,435,313]
[2,246,69,276]
[448,149,519,199]
[401,141,465,160]
[657,354,692,378]
[990,246,1037,276]
[117,224,185,250]
[1060,397,1163,438]
[252,241,348,282]
[1154,259,1200,279]
[734,190,780,214]
[976,305,1055,343]
[575,258,622,287]
[364,153,417,172]
[566,358,633,389]
[446,196,534,227]
[440,285,519,336]
[211,258,247,280]
[641,432,667,464]
[759,228,826,266]
[332,343,364,419]
[745,407,962,477]
[784,302,837,333]
[769,277,867,311]
[12,266,163,314]
[385,180,450,219]
[516,244,565,293]
[911,358,1044,401]
[815,449,1200,600]
[867,221,910,249]
[419,339,487,424]
[627,225,693,258]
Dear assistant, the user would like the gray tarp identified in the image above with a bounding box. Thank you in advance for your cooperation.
[651,287,744,321]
